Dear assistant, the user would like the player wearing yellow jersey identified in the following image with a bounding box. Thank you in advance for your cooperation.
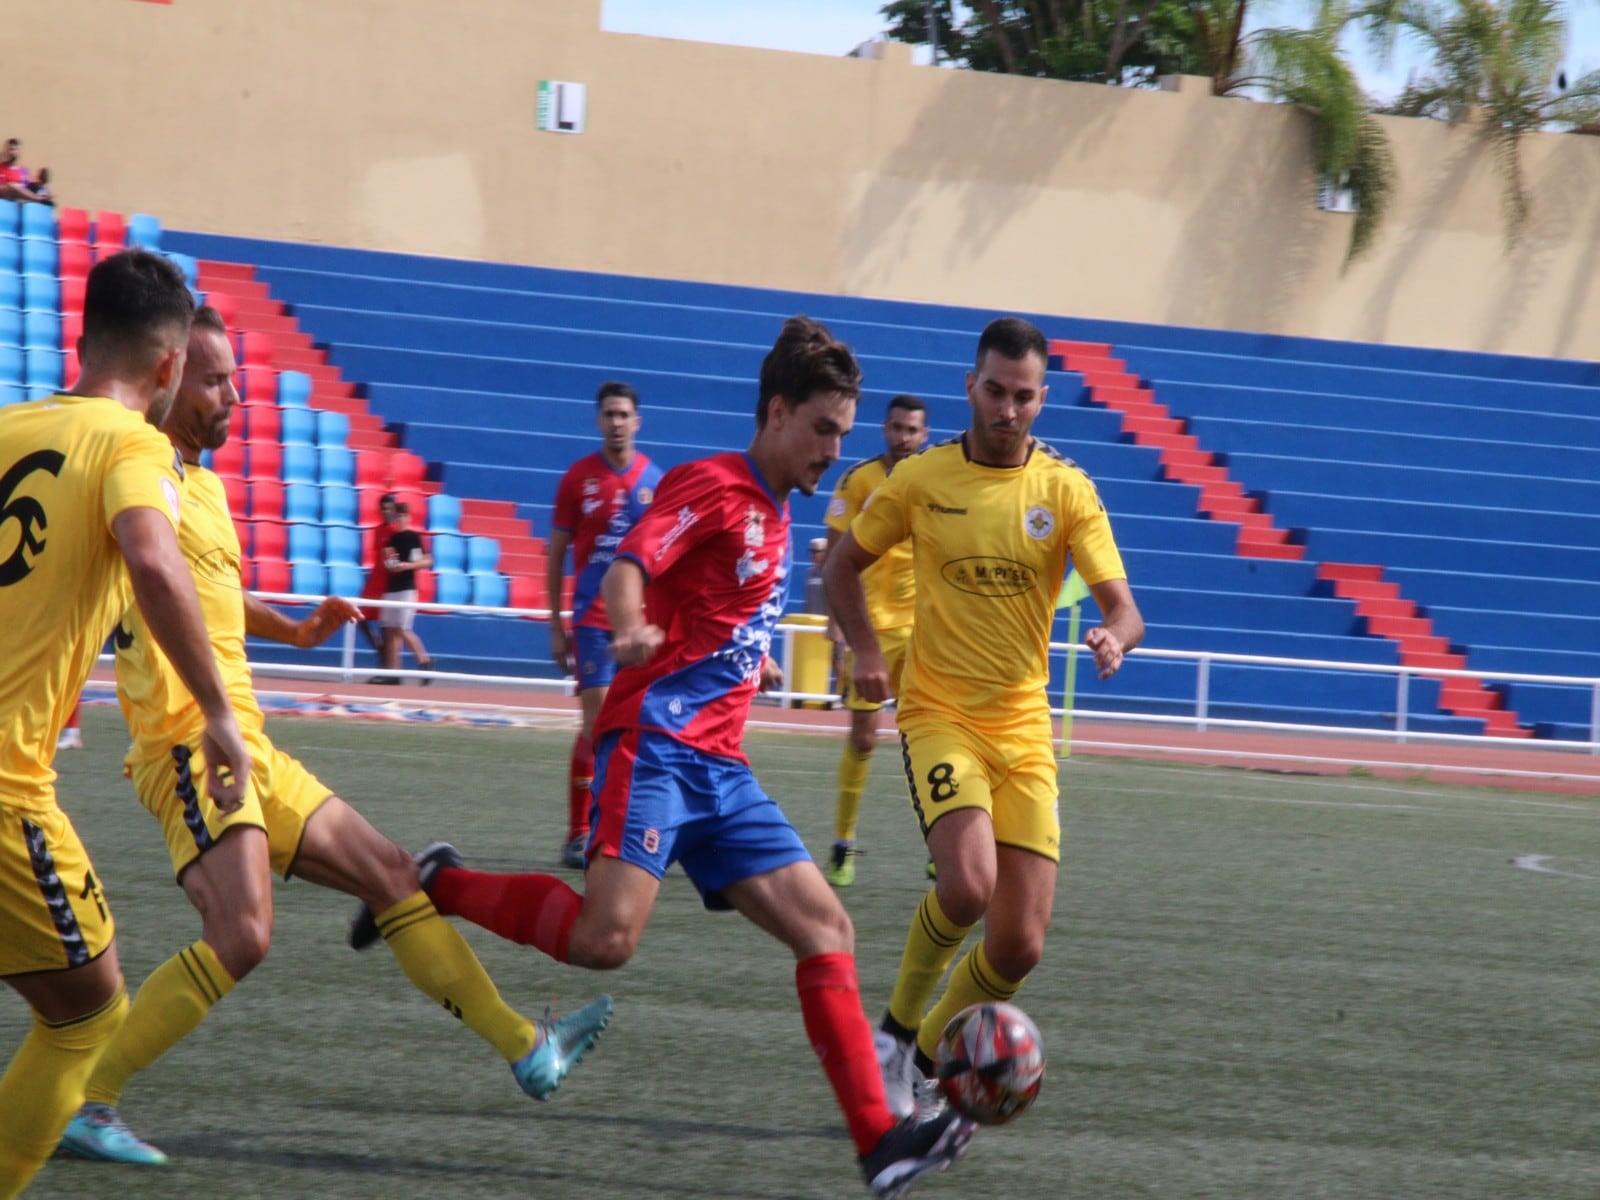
[0,251,250,1200]
[820,394,928,887]
[825,317,1144,1116]
[58,307,610,1168]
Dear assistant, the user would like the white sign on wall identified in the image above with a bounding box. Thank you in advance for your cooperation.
[537,81,587,134]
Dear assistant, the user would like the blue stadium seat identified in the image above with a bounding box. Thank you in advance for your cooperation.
[0,269,18,308]
[434,570,471,607]
[428,493,462,534]
[127,213,163,251]
[431,532,466,574]
[281,444,319,484]
[0,348,24,387]
[19,238,56,276]
[283,482,322,523]
[0,308,21,345]
[20,272,58,312]
[277,370,313,408]
[18,204,56,240]
[323,524,363,567]
[0,200,19,235]
[286,523,323,564]
[325,563,365,597]
[0,383,25,407]
[0,233,17,273]
[23,348,61,390]
[22,309,58,350]
[163,251,198,286]
[280,406,316,446]
[321,484,358,526]
[471,572,508,608]
[290,560,326,596]
[314,410,350,446]
[465,536,500,574]
[317,446,355,486]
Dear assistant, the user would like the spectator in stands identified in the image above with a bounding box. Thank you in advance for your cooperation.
[358,493,398,652]
[804,536,830,615]
[378,502,435,682]
[0,137,32,202]
[22,166,53,206]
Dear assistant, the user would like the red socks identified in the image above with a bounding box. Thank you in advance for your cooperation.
[428,868,580,963]
[796,952,897,1156]
[568,733,594,842]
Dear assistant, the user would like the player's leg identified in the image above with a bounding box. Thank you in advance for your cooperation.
[563,625,614,867]
[292,793,542,1064]
[0,806,128,1195]
[826,692,880,887]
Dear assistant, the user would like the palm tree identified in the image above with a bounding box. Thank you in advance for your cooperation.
[1360,0,1600,230]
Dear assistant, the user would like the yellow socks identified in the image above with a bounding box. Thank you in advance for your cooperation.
[833,745,874,844]
[916,940,1023,1061]
[379,892,537,1062]
[84,941,234,1107]
[886,888,975,1034]
[0,984,128,1199]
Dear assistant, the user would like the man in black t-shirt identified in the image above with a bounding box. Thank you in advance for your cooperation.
[376,503,435,683]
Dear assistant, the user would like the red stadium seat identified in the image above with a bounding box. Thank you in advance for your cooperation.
[354,450,389,488]
[206,290,238,329]
[231,515,252,556]
[57,242,91,280]
[416,570,436,605]
[243,402,281,444]
[247,477,285,520]
[59,311,82,353]
[56,207,91,244]
[250,520,287,562]
[59,276,86,317]
[245,439,281,481]
[92,211,127,256]
[211,438,246,477]
[240,364,277,404]
[239,332,274,368]
[226,404,247,445]
[390,451,426,489]
[252,558,290,595]
[507,575,541,616]
[221,476,248,516]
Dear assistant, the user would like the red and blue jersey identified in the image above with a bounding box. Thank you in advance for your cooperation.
[552,451,662,630]
[594,452,792,762]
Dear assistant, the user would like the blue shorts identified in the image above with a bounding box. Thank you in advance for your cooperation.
[573,624,617,691]
[590,728,810,911]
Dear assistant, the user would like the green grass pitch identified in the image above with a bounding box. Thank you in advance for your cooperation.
[13,705,1600,1198]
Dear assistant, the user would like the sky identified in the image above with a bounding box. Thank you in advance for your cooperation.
[601,0,1600,104]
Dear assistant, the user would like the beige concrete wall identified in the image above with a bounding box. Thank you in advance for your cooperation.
[4,0,1597,360]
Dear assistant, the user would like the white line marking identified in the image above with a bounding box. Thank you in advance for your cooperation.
[1511,855,1600,880]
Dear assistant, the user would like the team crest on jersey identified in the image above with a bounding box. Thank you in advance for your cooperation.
[736,550,769,584]
[636,485,653,506]
[826,497,847,518]
[162,477,182,526]
[743,505,766,547]
[1024,506,1054,540]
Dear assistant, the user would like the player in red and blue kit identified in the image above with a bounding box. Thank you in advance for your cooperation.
[547,382,661,867]
[363,318,979,1198]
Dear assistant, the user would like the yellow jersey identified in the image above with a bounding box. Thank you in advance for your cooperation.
[851,436,1126,726]
[826,455,915,633]
[117,463,263,765]
[0,395,184,812]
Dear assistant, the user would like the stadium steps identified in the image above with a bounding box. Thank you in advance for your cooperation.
[1051,340,1303,561]
[1316,563,1529,737]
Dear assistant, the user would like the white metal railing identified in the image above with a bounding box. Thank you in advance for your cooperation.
[232,596,1600,756]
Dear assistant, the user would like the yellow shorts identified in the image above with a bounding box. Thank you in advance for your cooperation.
[897,713,1061,861]
[127,727,334,882]
[0,800,115,976]
[843,625,912,713]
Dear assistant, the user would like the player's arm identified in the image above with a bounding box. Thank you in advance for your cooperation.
[823,531,890,703]
[114,506,250,808]
[244,591,361,649]
[1083,578,1145,680]
[545,525,574,674]
[600,556,663,667]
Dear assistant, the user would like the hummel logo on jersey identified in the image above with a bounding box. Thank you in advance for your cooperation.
[926,503,968,515]
[0,449,66,587]
[736,550,769,584]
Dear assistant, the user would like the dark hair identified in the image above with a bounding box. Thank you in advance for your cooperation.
[975,317,1048,371]
[756,316,862,428]
[595,380,639,410]
[191,304,228,335]
[887,393,926,417]
[394,502,410,517]
[379,492,398,507]
[80,249,194,365]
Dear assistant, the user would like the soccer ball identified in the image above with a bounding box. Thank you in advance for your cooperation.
[933,1001,1045,1126]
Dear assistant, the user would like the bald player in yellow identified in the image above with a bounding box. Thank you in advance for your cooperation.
[58,306,611,1168]
[825,317,1145,1117]
[819,394,928,888]
[0,250,250,1199]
